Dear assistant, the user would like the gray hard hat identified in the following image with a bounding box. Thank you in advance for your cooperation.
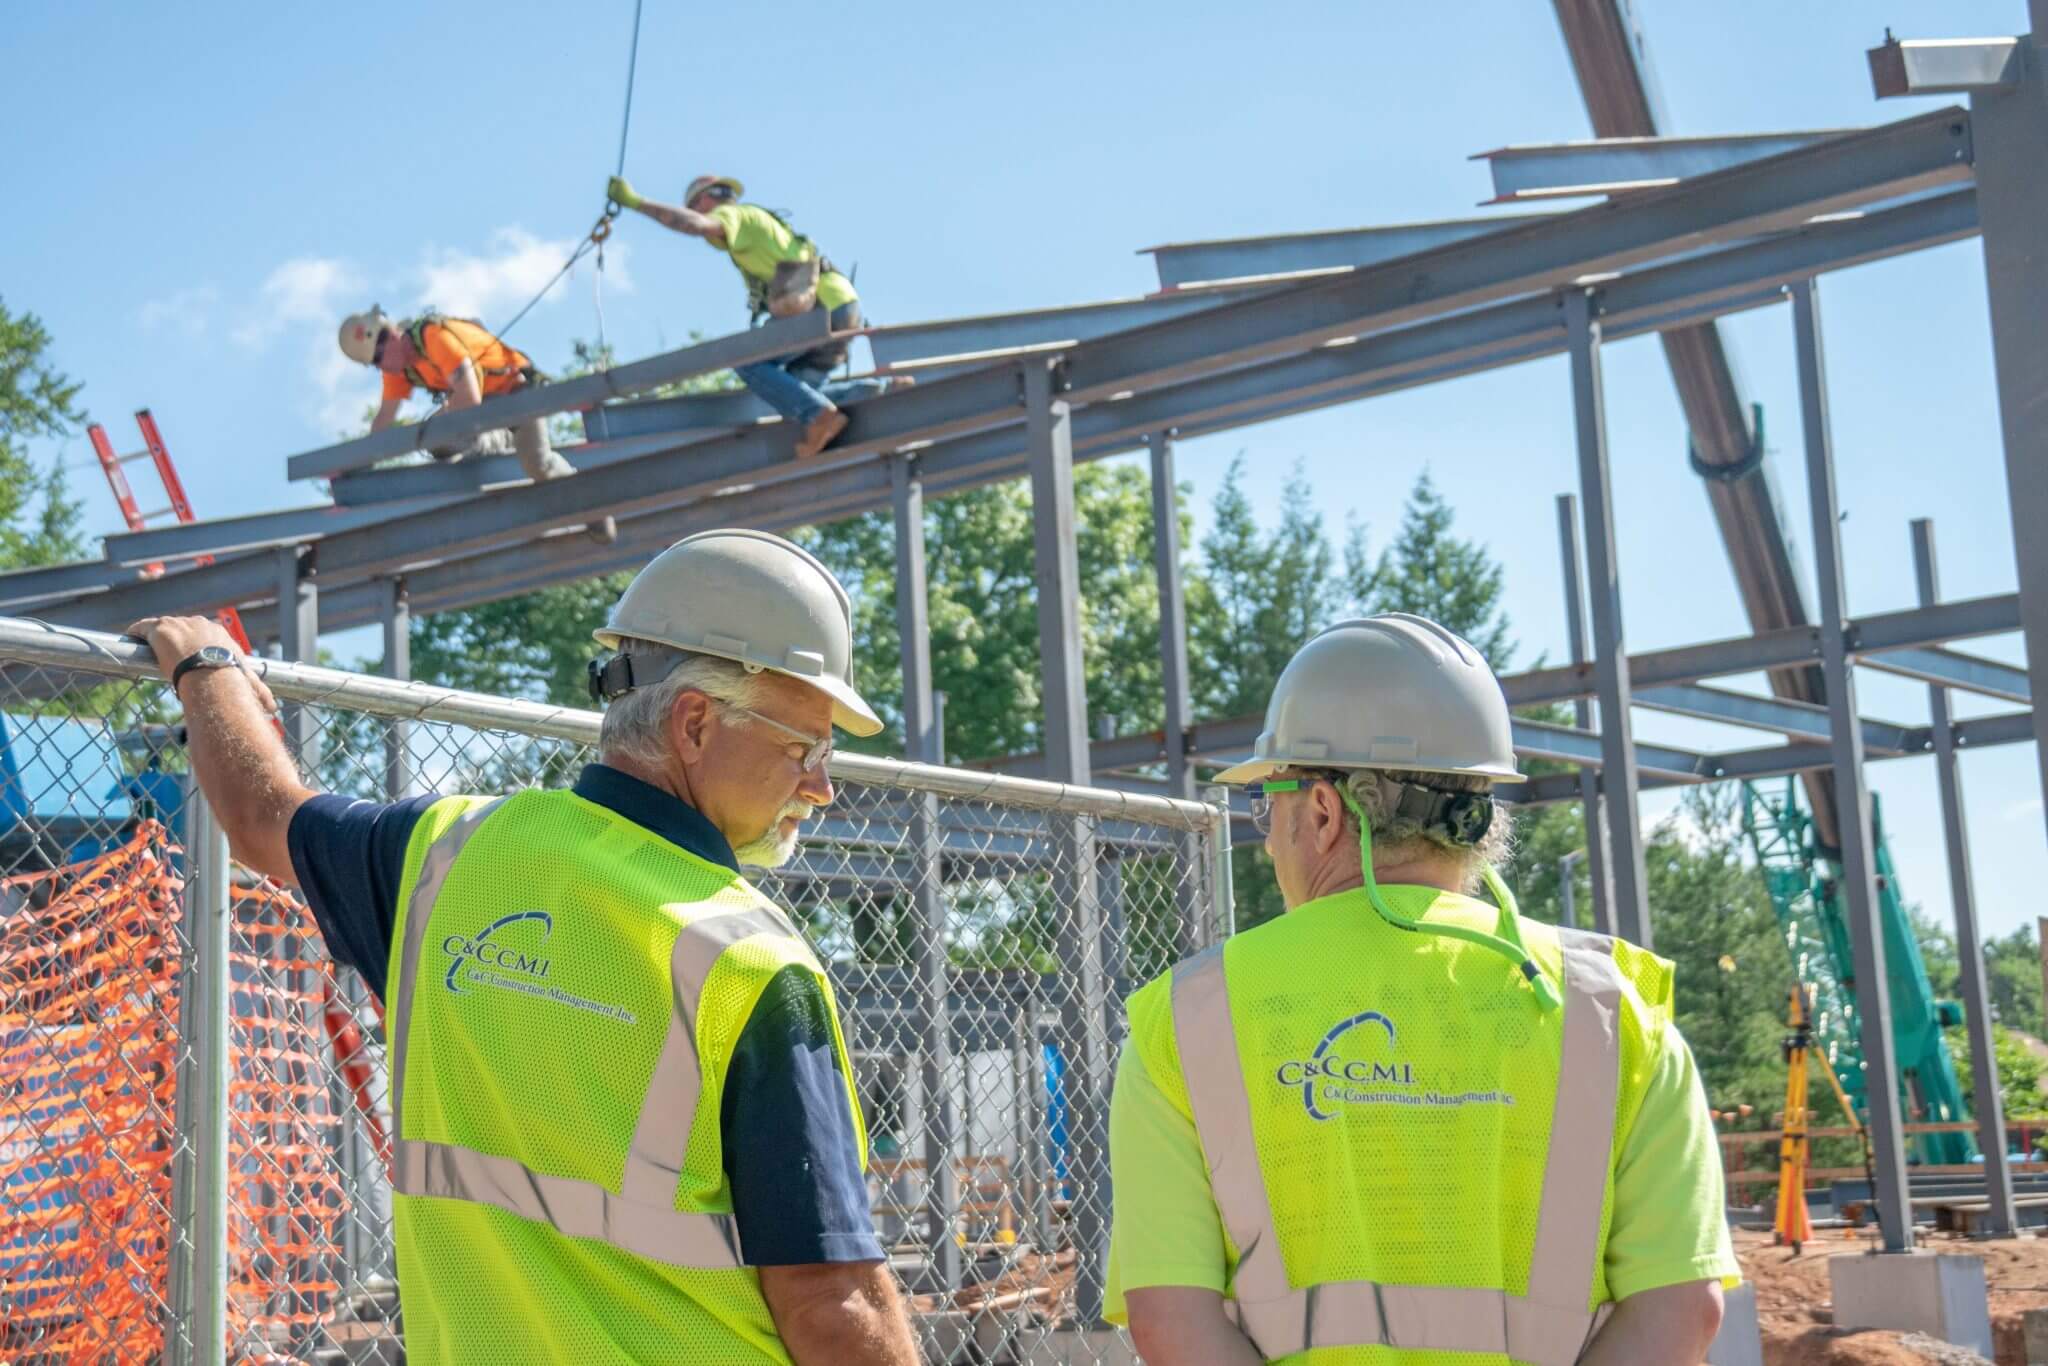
[1213,614,1522,786]
[595,528,882,736]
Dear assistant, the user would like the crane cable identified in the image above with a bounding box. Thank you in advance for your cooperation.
[493,0,645,357]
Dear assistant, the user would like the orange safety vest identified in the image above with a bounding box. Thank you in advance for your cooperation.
[402,318,535,397]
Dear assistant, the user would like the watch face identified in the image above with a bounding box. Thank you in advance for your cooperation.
[197,645,235,666]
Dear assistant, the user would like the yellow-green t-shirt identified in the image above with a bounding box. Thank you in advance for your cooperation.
[706,203,857,311]
[1102,892,1741,1347]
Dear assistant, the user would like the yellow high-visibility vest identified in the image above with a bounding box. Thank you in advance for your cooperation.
[384,789,865,1364]
[1124,885,1677,1363]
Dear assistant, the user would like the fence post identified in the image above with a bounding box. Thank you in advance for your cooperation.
[892,452,962,1293]
[1024,357,1113,1323]
[169,787,231,1366]
[1202,784,1237,946]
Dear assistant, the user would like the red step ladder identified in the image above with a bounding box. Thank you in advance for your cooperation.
[87,408,253,651]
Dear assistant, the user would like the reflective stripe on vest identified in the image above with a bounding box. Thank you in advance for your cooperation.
[1170,926,1627,1364]
[387,796,797,1270]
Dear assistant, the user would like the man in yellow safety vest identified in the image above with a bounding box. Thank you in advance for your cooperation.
[605,172,906,460]
[1105,614,1739,1364]
[126,528,920,1365]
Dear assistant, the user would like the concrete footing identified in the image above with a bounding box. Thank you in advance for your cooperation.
[1830,1249,1994,1356]
[1706,1282,1765,1366]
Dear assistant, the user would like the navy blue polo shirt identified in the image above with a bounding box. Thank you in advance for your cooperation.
[287,762,883,1266]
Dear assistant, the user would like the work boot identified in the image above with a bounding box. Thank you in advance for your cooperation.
[513,418,574,480]
[794,407,849,459]
[525,450,576,480]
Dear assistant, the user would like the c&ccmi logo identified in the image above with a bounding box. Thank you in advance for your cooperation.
[442,910,553,992]
[437,910,639,1025]
[1275,1010,1415,1121]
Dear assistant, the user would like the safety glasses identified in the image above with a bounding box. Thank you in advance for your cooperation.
[723,703,834,772]
[1246,778,1305,835]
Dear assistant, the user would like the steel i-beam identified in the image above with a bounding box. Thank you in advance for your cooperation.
[1913,519,2015,1237]
[1792,278,1913,1252]
[1565,290,1652,947]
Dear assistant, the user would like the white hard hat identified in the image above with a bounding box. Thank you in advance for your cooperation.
[338,307,390,366]
[1213,613,1522,786]
[595,528,882,737]
[684,174,744,203]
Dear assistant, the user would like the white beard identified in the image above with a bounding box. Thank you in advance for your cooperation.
[734,801,813,868]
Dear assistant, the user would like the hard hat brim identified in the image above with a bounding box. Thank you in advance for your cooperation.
[1210,756,1527,786]
[1211,758,1280,786]
[812,672,884,738]
[591,627,885,738]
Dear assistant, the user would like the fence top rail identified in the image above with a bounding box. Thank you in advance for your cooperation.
[0,615,1220,832]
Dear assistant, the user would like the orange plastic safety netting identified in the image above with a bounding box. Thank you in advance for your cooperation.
[0,821,356,1363]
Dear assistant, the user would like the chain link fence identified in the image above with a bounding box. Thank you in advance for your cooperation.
[0,616,1231,1365]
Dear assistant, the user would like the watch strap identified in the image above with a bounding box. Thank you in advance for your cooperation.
[171,648,237,693]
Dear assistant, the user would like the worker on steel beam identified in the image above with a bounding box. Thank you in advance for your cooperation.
[338,307,575,481]
[605,173,904,460]
[1105,614,1738,1365]
[124,528,919,1366]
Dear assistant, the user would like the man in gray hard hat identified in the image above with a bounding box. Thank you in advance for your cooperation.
[125,528,918,1365]
[1104,614,1737,1365]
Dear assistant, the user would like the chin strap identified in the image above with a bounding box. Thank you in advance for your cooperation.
[1340,789,1561,1013]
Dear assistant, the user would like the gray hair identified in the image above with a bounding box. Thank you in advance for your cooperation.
[1339,768,1514,892]
[596,641,769,768]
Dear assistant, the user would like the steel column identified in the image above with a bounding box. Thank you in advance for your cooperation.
[169,790,230,1366]
[1969,23,2048,848]
[1149,430,1206,957]
[1024,358,1110,1322]
[893,456,939,768]
[1555,493,1615,936]
[1791,277,1912,1251]
[1913,518,2015,1236]
[379,577,411,800]
[1552,0,1840,853]
[893,453,961,1291]
[1564,290,1651,946]
[274,545,320,770]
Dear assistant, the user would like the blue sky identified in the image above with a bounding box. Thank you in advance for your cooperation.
[7,1,2044,937]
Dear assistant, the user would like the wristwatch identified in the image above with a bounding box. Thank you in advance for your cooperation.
[171,644,239,695]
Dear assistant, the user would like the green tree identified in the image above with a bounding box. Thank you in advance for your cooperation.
[1644,788,1790,1115]
[1983,924,2045,1039]
[798,461,1176,762]
[0,297,87,568]
[1190,458,1341,720]
[397,337,739,698]
[1358,470,1513,667]
[1189,459,1350,927]
[409,572,631,704]
[1947,1023,2048,1121]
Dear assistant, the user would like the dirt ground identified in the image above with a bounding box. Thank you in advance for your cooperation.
[1737,1226,2048,1364]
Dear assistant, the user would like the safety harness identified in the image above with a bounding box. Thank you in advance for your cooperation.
[402,317,539,395]
[736,207,840,323]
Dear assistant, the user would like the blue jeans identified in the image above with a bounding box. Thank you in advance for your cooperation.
[733,300,889,428]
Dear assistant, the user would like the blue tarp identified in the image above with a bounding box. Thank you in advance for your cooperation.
[0,713,132,830]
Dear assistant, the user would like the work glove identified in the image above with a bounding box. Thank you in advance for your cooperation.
[607,175,643,210]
